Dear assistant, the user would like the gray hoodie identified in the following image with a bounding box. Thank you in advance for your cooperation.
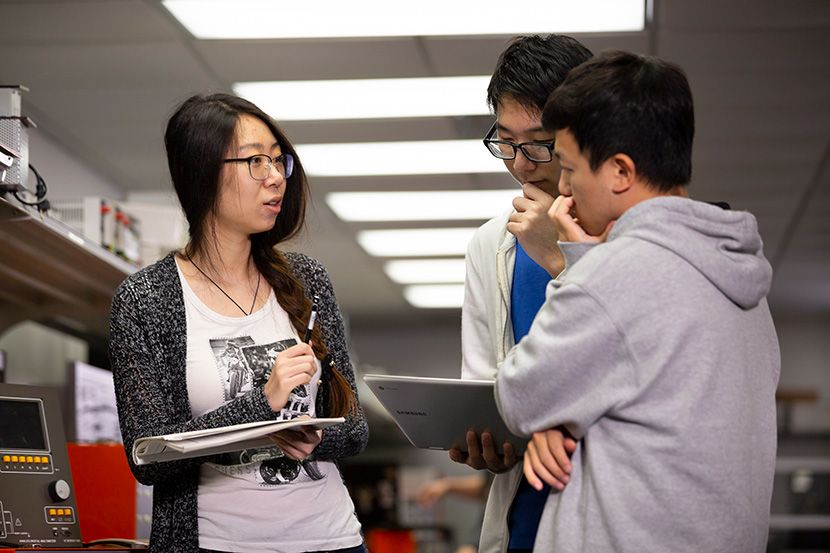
[496,196,780,553]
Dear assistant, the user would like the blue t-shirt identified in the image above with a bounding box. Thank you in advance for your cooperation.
[508,241,552,549]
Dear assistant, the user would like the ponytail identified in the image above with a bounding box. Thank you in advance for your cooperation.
[252,244,356,417]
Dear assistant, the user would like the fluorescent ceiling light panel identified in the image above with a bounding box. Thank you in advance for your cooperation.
[326,190,518,222]
[163,0,645,39]
[235,76,491,121]
[404,284,465,309]
[384,259,466,284]
[297,140,504,177]
[357,228,477,257]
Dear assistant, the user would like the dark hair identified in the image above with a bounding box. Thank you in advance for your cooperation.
[487,34,593,114]
[165,93,355,416]
[543,50,695,191]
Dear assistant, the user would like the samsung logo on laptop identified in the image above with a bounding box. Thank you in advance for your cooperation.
[396,410,427,417]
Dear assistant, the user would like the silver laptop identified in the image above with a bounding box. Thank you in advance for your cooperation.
[363,374,527,455]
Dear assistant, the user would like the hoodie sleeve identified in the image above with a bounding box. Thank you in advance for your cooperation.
[557,241,596,275]
[495,281,637,440]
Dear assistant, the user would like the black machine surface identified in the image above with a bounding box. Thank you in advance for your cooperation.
[0,383,82,547]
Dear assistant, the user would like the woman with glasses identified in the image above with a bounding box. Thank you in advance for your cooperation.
[110,93,368,553]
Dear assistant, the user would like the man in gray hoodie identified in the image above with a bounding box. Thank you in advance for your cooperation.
[495,50,780,552]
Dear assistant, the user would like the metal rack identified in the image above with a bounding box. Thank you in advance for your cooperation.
[0,196,135,338]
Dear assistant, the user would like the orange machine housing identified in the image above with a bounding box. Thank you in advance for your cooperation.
[66,443,137,542]
[365,529,417,553]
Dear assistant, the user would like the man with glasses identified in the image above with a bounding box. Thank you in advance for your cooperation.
[450,35,592,553]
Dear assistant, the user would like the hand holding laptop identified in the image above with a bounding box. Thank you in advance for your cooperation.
[363,374,528,455]
[449,429,518,473]
[363,373,575,490]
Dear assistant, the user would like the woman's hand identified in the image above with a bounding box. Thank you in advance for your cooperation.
[264,342,317,412]
[270,424,322,461]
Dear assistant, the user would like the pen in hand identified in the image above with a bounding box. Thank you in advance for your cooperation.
[304,295,319,343]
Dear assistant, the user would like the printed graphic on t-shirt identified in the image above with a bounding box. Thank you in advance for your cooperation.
[211,447,325,486]
[209,335,314,419]
[208,335,324,486]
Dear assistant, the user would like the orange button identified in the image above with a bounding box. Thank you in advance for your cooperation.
[2,455,9,462]
[57,509,65,516]
[33,456,41,463]
[11,455,18,462]
[26,456,33,463]
[49,508,57,515]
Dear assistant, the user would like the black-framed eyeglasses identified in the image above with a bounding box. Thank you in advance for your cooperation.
[223,153,294,181]
[482,122,555,163]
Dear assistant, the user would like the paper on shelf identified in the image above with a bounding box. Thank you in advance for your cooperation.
[132,417,344,465]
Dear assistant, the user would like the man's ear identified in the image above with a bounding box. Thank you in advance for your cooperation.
[609,153,636,194]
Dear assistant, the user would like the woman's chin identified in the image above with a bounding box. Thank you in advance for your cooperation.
[245,219,279,236]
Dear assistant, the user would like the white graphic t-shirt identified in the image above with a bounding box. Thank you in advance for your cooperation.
[176,261,363,553]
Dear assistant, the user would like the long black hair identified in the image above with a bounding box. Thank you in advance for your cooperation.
[165,93,354,416]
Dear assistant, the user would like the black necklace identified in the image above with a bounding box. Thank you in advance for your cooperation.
[186,253,261,316]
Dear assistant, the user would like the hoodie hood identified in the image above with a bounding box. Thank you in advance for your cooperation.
[609,196,773,309]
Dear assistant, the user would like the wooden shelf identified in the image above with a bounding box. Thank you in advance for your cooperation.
[769,514,830,530]
[0,195,135,338]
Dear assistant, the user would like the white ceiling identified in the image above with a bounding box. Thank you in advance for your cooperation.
[1,0,829,323]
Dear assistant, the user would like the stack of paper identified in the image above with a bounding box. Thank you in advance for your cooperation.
[132,417,344,465]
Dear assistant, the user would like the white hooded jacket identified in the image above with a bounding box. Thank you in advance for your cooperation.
[461,210,530,553]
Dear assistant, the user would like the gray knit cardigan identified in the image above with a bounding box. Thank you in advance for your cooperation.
[109,252,369,553]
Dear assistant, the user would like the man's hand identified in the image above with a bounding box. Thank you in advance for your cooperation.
[524,427,578,491]
[507,183,565,277]
[550,195,614,244]
[449,430,517,473]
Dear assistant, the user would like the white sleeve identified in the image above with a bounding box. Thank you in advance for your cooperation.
[495,281,636,439]
[461,234,497,381]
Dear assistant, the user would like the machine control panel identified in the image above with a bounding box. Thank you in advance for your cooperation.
[0,383,82,547]
[1,454,53,473]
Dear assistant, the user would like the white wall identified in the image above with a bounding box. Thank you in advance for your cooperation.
[350,319,461,379]
[0,321,88,387]
[28,128,123,200]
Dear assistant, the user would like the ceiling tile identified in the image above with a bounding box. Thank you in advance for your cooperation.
[1,42,217,90]
[658,0,830,31]
[0,0,182,43]
[196,38,432,82]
